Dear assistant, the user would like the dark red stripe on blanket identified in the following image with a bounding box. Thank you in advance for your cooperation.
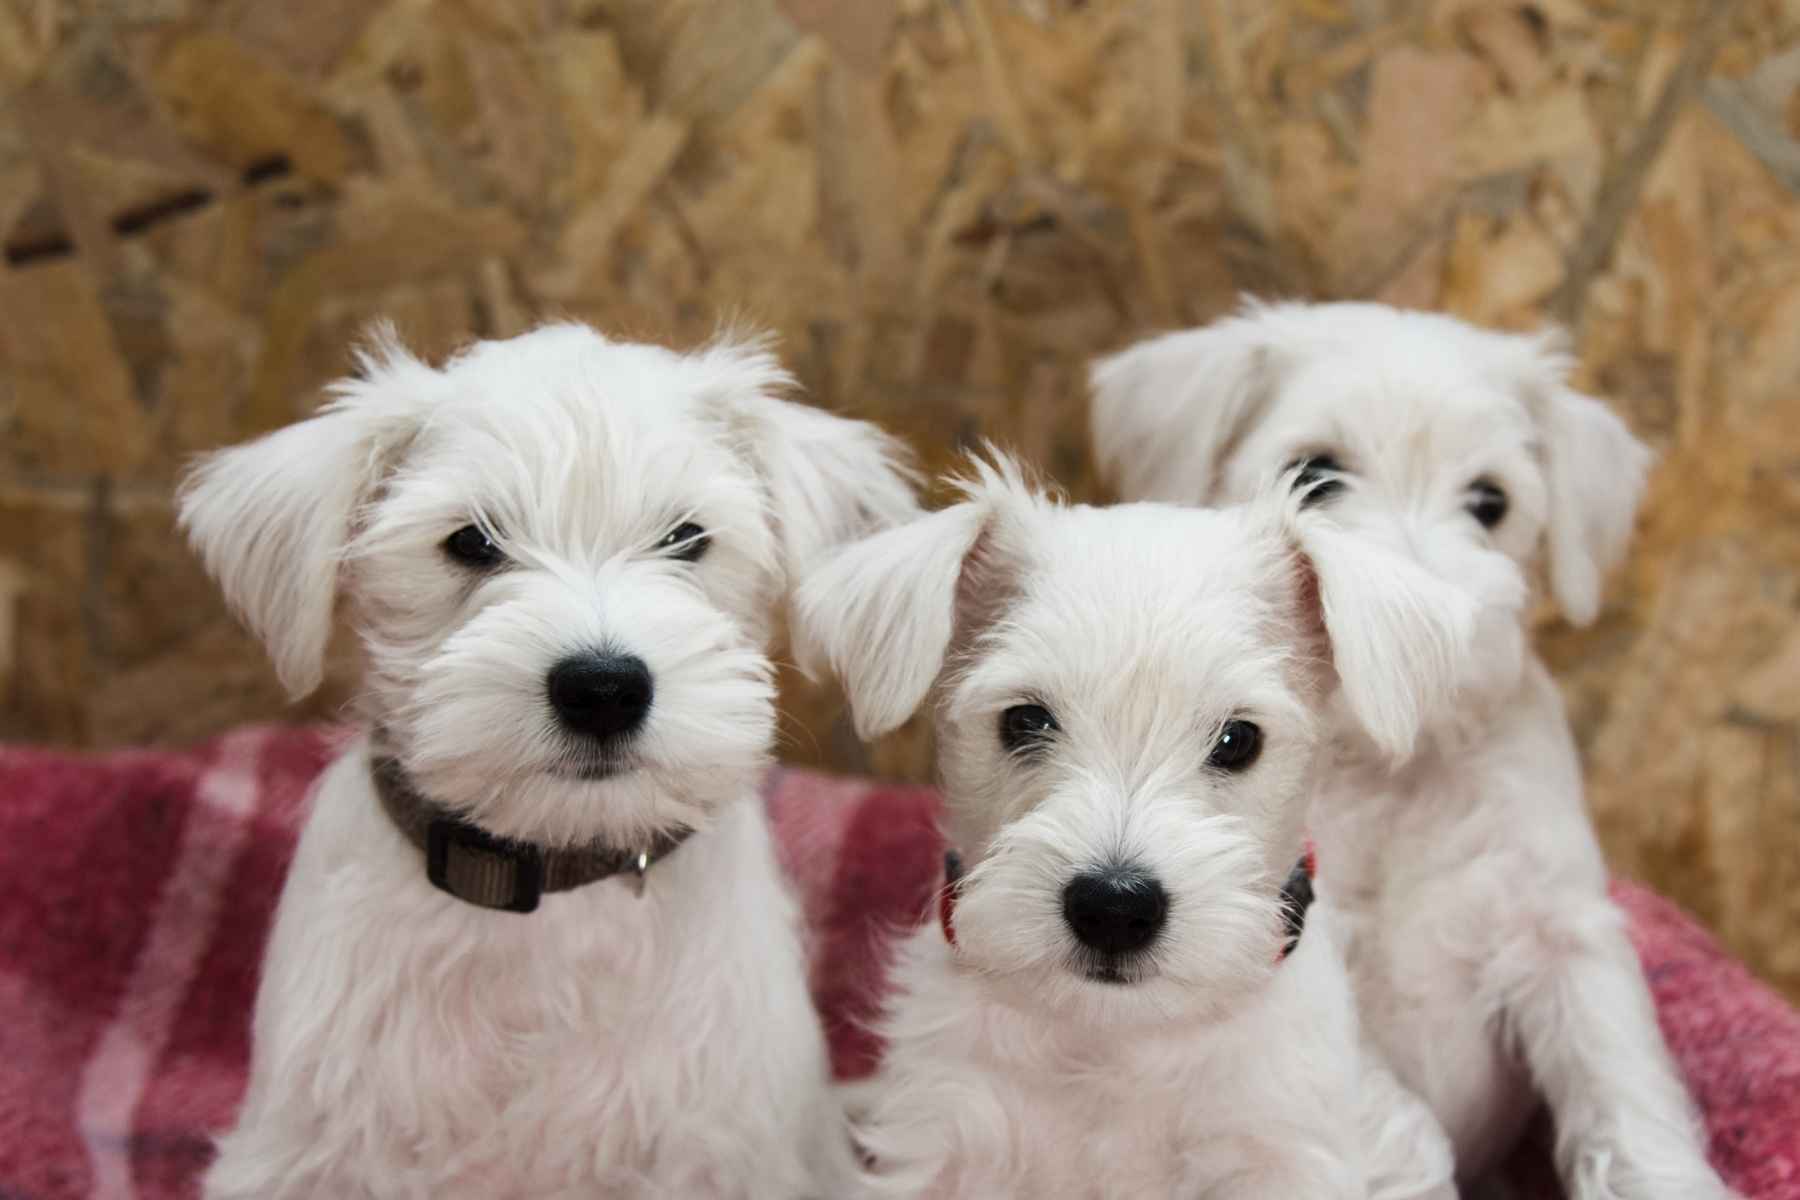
[810,779,943,1081]
[0,746,207,1199]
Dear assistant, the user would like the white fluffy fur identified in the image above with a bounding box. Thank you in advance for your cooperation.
[178,322,918,1199]
[1091,300,1736,1198]
[795,453,1459,1199]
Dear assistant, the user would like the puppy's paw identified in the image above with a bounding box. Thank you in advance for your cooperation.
[1567,1151,1740,1200]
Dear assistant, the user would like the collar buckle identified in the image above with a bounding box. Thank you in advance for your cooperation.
[426,817,544,914]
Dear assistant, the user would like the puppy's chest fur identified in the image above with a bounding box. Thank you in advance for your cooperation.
[217,743,837,1200]
[861,921,1362,1198]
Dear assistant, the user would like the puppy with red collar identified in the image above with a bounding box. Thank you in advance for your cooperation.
[796,451,1459,1199]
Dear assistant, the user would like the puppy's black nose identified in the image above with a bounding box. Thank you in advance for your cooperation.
[1062,869,1167,956]
[547,652,653,740]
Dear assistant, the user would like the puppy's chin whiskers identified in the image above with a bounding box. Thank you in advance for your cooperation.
[1075,957,1146,987]
[547,757,631,782]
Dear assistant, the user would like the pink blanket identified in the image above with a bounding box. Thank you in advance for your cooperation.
[0,726,1794,1198]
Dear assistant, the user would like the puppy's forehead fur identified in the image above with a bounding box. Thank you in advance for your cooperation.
[364,324,776,563]
[1249,310,1542,480]
[1263,363,1539,519]
[1253,301,1546,371]
[959,501,1306,736]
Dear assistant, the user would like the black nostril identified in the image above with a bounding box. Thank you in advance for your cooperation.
[1062,869,1168,957]
[546,652,654,741]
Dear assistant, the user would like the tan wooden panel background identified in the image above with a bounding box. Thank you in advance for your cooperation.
[2,0,1796,997]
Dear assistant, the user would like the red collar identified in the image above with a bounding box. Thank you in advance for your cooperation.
[1278,840,1318,960]
[938,850,964,948]
[936,841,1317,962]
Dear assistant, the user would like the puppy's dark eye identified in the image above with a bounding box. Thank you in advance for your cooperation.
[1466,479,1508,529]
[1288,454,1345,508]
[999,704,1058,756]
[1206,719,1262,772]
[443,523,504,569]
[657,522,710,562]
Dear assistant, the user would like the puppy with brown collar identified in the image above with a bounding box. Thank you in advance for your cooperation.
[181,323,918,1199]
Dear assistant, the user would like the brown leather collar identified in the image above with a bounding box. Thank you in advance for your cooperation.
[371,754,692,914]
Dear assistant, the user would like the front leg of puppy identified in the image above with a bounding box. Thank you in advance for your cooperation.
[1357,1051,1459,1200]
[1180,1039,1452,1200]
[1185,1138,1366,1200]
[1489,897,1737,1200]
[844,1080,1005,1200]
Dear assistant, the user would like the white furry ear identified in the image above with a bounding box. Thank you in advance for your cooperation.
[792,502,991,741]
[746,397,922,576]
[1088,313,1278,503]
[177,331,430,697]
[709,344,920,582]
[1535,382,1652,626]
[1293,515,1481,761]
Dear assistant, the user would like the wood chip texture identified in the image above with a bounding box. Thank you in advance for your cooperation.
[2,0,1795,998]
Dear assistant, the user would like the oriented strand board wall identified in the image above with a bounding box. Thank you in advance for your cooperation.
[2,0,1797,996]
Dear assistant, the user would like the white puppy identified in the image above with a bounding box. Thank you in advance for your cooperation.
[795,452,1460,1200]
[179,323,917,1200]
[1091,300,1735,1199]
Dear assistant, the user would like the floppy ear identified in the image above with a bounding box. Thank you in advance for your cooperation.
[792,501,992,741]
[743,395,922,577]
[1291,513,1481,761]
[706,342,920,582]
[176,330,429,697]
[1533,378,1653,626]
[1088,312,1278,503]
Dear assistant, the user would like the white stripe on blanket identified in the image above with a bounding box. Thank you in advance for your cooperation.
[74,728,270,1200]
